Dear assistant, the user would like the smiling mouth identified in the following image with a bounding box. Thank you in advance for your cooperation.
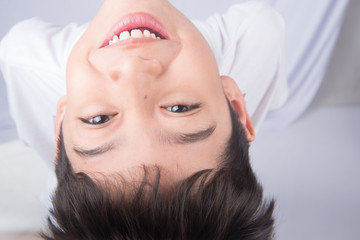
[102,13,170,48]
[108,28,166,46]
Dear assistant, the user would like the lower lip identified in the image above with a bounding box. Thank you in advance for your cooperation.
[102,13,170,48]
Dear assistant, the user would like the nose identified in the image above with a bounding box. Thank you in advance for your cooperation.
[83,41,181,131]
[87,41,181,117]
[89,40,181,84]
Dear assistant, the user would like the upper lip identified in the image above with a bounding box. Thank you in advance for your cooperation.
[101,12,170,48]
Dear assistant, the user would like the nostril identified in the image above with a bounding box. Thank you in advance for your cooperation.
[109,71,121,81]
[108,66,122,81]
[137,56,163,77]
[107,56,163,81]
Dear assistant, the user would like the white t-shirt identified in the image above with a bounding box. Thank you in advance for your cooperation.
[0,2,287,169]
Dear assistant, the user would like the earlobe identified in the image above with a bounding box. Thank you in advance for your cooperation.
[55,95,67,141]
[221,76,255,142]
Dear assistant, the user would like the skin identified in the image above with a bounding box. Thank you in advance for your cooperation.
[55,0,255,181]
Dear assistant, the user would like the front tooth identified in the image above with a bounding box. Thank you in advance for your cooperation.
[113,35,119,42]
[119,31,130,40]
[150,33,156,39]
[131,29,143,38]
[143,29,151,37]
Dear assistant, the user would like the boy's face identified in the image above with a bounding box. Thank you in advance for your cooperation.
[58,0,251,180]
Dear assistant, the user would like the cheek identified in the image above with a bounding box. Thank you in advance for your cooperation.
[66,54,105,99]
[66,34,98,88]
[172,49,219,90]
[180,27,218,69]
[173,31,220,89]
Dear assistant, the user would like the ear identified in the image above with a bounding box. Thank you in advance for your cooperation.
[55,96,67,145]
[221,76,255,142]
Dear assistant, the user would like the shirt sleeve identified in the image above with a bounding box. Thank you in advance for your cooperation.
[0,18,87,168]
[193,2,288,131]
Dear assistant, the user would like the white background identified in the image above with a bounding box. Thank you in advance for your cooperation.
[0,0,359,239]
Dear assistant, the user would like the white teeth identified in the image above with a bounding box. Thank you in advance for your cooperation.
[143,29,151,37]
[109,29,161,45]
[131,29,142,38]
[119,31,130,40]
[112,35,119,42]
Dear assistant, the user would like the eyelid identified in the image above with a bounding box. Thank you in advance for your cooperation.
[79,113,117,126]
[161,103,201,110]
[161,103,202,116]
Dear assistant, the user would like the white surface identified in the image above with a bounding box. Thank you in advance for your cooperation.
[251,106,360,240]
[0,141,50,232]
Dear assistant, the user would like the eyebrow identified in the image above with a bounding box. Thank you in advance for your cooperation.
[159,124,216,145]
[73,124,216,158]
[73,141,115,158]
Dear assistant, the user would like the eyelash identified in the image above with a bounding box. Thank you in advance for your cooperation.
[81,115,114,125]
[81,104,200,125]
[164,104,200,113]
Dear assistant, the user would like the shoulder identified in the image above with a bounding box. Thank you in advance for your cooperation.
[0,18,59,70]
[0,18,87,70]
[193,2,285,66]
[197,1,284,32]
[223,2,285,42]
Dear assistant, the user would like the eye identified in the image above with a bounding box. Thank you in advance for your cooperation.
[165,104,200,113]
[81,115,114,125]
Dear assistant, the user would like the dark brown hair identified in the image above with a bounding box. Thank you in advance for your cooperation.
[41,103,275,240]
